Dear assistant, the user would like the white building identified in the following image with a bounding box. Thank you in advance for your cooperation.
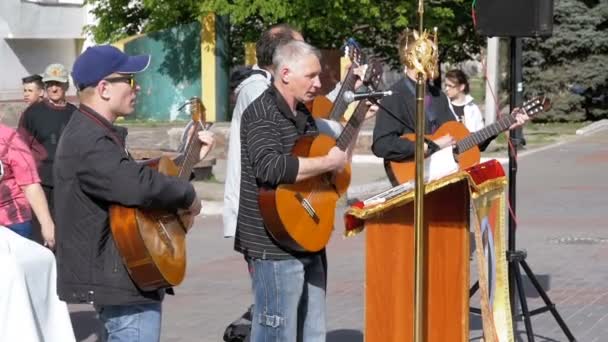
[0,0,92,101]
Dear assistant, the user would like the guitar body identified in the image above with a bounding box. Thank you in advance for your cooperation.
[259,134,352,252]
[109,156,191,290]
[386,121,480,186]
[311,95,334,119]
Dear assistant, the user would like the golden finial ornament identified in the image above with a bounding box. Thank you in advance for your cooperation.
[403,27,439,81]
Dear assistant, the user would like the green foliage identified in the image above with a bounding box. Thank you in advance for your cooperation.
[83,0,200,43]
[523,0,608,122]
[84,0,484,69]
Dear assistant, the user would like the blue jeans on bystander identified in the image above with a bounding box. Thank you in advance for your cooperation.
[248,254,326,342]
[6,220,33,239]
[94,302,162,342]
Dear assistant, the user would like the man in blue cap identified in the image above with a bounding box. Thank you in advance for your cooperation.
[53,45,215,342]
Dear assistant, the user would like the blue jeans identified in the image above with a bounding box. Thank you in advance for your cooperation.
[248,254,326,342]
[6,220,33,239]
[95,303,162,342]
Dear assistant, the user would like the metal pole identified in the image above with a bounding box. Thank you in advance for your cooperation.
[413,1,426,341]
[508,35,523,332]
[413,73,426,342]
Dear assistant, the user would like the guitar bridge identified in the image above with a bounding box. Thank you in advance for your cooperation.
[156,219,176,254]
[295,192,320,224]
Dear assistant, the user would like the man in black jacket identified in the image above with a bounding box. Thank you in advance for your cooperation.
[54,45,215,342]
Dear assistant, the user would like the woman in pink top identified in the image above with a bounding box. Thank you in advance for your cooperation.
[0,123,55,248]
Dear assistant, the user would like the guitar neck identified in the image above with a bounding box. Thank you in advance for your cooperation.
[456,115,516,153]
[335,99,368,150]
[177,126,203,180]
[328,68,358,121]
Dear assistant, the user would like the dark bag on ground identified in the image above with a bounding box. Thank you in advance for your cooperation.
[223,305,252,342]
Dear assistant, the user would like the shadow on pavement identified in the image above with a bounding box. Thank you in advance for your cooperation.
[327,329,363,342]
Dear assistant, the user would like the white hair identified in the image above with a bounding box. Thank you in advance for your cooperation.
[272,40,321,75]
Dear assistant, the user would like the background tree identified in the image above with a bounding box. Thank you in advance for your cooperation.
[84,0,483,69]
[523,0,608,122]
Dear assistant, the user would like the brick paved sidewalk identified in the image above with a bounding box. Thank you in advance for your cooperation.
[69,129,608,341]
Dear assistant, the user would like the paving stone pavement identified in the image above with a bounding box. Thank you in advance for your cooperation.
[67,128,608,342]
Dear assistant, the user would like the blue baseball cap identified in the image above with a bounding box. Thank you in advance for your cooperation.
[72,45,151,90]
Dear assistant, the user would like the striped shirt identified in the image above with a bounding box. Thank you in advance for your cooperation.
[235,85,319,260]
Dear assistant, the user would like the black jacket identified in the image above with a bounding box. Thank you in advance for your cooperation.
[53,105,196,305]
[372,76,456,161]
[18,99,76,187]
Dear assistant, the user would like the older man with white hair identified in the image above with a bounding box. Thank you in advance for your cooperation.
[235,39,374,341]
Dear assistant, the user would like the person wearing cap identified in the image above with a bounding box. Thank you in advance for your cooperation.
[53,45,215,342]
[21,74,44,106]
[18,63,76,244]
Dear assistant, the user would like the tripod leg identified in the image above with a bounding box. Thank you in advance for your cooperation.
[519,260,577,342]
[513,262,535,341]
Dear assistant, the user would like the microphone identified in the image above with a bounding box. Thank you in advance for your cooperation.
[343,90,393,104]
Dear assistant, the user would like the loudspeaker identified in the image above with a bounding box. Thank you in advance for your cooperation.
[476,0,554,37]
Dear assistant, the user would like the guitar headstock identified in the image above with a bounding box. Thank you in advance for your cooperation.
[363,59,384,91]
[189,97,206,122]
[522,96,551,117]
[343,38,363,67]
[181,97,212,131]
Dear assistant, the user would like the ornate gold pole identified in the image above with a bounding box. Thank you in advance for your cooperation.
[414,1,426,341]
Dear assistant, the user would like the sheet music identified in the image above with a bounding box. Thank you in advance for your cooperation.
[425,146,459,182]
[361,147,459,207]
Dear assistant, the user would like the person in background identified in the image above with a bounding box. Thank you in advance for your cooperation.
[18,63,76,243]
[22,74,45,106]
[444,69,485,132]
[0,123,55,247]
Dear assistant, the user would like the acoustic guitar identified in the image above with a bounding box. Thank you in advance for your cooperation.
[109,98,209,291]
[311,38,363,121]
[259,61,384,253]
[386,96,551,186]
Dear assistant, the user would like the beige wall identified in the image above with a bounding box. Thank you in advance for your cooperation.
[0,38,82,101]
[0,0,89,101]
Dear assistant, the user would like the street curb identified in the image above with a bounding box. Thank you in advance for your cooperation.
[576,119,608,136]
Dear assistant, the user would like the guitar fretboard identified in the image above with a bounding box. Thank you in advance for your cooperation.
[456,115,516,153]
[336,102,367,150]
[336,62,383,151]
[178,124,203,181]
[328,68,358,121]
